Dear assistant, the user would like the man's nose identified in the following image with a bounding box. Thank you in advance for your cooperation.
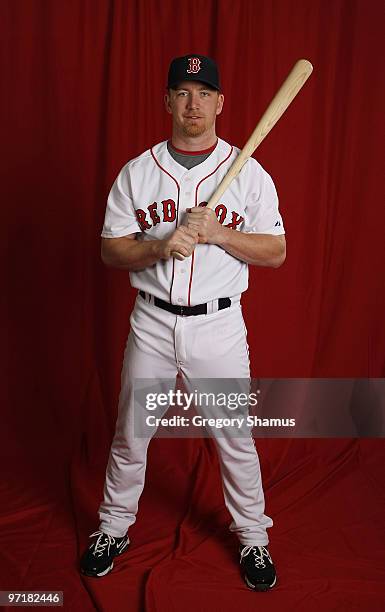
[187,92,200,108]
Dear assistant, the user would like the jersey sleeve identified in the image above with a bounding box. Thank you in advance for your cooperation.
[101,164,141,238]
[242,159,285,235]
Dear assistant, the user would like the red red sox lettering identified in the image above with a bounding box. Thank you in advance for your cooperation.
[135,200,244,231]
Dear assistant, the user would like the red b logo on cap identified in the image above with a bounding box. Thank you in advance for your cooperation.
[187,57,201,74]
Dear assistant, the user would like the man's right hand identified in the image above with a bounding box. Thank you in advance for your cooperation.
[156,226,199,260]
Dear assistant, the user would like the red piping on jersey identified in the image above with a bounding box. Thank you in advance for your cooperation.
[187,145,234,306]
[168,139,218,156]
[187,251,195,306]
[150,147,180,302]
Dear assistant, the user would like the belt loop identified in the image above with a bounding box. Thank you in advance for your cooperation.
[140,291,152,304]
[211,299,219,314]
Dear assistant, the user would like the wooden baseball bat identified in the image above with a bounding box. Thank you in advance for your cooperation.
[171,58,313,261]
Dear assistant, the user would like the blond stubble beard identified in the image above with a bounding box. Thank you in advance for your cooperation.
[182,120,208,138]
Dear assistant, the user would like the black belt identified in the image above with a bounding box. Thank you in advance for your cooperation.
[139,291,231,316]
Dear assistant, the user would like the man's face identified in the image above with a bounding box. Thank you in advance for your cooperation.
[164,81,224,138]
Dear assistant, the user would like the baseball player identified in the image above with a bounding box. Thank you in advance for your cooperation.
[80,54,286,592]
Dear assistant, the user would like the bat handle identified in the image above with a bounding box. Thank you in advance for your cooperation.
[171,250,186,261]
[171,202,214,261]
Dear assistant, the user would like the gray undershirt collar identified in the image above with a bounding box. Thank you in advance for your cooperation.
[167,140,216,170]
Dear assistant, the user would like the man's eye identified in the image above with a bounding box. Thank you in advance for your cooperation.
[201,92,209,96]
[178,92,188,96]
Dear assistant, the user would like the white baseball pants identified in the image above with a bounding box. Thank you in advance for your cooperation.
[98,294,273,546]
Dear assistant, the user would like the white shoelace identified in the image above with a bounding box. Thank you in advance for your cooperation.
[90,530,116,558]
[240,545,272,569]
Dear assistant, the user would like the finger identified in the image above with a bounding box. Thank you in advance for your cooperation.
[187,210,207,218]
[183,231,199,243]
[186,222,201,232]
[188,206,213,215]
[188,225,207,236]
[175,228,196,243]
[173,235,196,249]
[183,226,199,239]
[186,207,208,217]
[171,243,193,258]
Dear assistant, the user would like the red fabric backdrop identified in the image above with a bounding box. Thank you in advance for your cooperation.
[2,1,385,610]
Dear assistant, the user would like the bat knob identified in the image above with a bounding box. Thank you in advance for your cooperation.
[171,251,185,261]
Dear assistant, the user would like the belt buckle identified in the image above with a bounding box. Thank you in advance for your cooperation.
[180,306,185,316]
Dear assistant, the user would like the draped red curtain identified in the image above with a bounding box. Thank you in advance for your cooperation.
[2,1,384,610]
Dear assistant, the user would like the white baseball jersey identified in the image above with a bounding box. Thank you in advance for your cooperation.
[101,137,285,306]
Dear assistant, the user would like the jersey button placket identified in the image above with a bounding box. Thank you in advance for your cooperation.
[170,175,193,305]
[171,256,190,304]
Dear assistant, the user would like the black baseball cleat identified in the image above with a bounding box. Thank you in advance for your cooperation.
[239,544,277,591]
[80,530,129,577]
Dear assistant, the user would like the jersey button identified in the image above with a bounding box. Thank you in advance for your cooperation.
[180,268,186,274]
[177,298,183,303]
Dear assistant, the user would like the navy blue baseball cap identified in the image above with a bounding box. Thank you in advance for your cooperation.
[167,54,220,91]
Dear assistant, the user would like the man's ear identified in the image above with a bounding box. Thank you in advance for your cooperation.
[164,91,172,114]
[216,93,224,116]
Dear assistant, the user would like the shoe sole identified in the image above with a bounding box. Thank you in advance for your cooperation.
[80,540,129,578]
[244,572,277,591]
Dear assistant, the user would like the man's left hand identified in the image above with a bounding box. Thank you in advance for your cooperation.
[186,206,223,244]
